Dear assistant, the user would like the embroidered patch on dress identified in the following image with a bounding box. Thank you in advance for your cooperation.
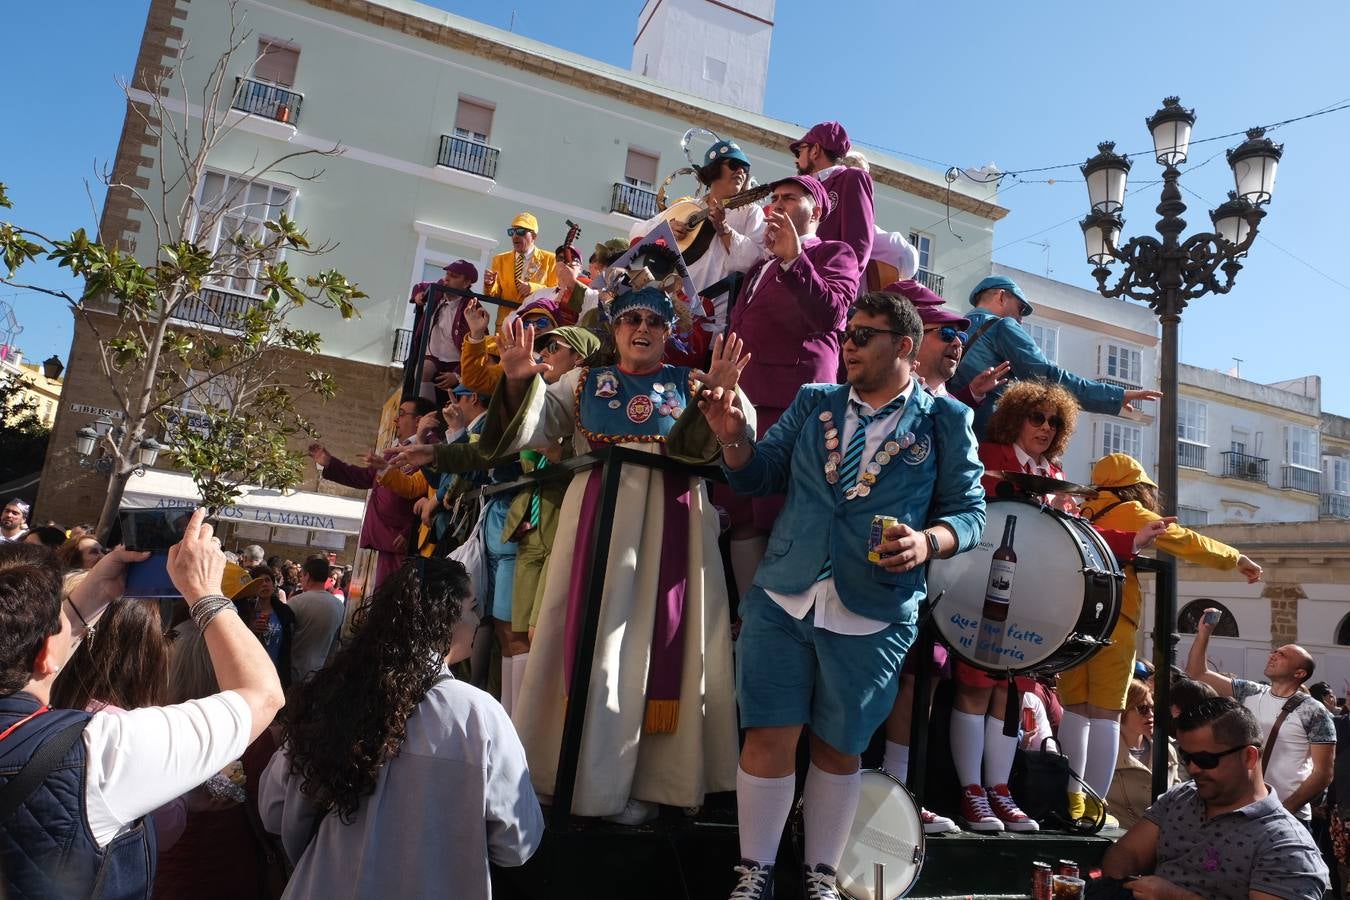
[903,435,932,465]
[627,394,654,424]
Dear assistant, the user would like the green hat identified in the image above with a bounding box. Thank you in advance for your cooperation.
[535,324,601,361]
[969,275,1033,317]
[593,238,630,264]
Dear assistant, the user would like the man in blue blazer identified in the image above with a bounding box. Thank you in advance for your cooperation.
[701,292,985,900]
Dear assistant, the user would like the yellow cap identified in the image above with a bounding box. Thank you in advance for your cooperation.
[511,212,538,233]
[222,562,268,601]
[1091,453,1157,489]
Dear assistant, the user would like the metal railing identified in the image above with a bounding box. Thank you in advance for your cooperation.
[1322,492,1350,518]
[392,328,412,365]
[1282,464,1321,494]
[609,182,659,220]
[169,287,260,331]
[1220,450,1268,483]
[914,268,945,297]
[231,77,303,124]
[437,135,499,179]
[1177,440,1207,470]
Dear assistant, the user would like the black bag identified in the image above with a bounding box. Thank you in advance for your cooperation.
[1009,736,1107,834]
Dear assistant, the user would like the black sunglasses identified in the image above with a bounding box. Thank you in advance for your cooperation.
[1178,744,1254,770]
[616,312,669,330]
[1134,703,1155,716]
[923,325,965,345]
[1026,411,1064,430]
[841,325,905,348]
[506,227,534,237]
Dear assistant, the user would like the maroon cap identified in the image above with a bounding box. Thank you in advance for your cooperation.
[789,121,851,159]
[554,245,584,265]
[768,174,831,220]
[883,279,943,308]
[916,304,971,331]
[443,259,478,281]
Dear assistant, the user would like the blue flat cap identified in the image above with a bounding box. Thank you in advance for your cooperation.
[969,275,1033,317]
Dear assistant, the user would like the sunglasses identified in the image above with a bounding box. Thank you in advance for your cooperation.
[1026,411,1064,430]
[841,325,905,348]
[616,312,669,330]
[923,325,965,344]
[506,227,534,237]
[521,316,552,329]
[1178,744,1254,770]
[539,339,569,354]
[1133,703,1155,716]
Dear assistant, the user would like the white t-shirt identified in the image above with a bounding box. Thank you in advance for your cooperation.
[1232,679,1336,820]
[82,691,252,846]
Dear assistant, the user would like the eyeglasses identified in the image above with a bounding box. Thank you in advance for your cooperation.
[539,339,569,354]
[923,325,965,345]
[1178,744,1254,770]
[397,408,417,419]
[616,312,669,330]
[506,227,534,237]
[1026,411,1064,430]
[841,325,905,348]
[521,316,552,329]
[1133,703,1155,716]
[1003,290,1032,317]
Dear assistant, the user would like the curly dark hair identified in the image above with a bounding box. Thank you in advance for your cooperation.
[985,380,1079,464]
[281,557,469,822]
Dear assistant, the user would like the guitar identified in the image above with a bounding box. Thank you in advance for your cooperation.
[559,219,582,259]
[655,183,773,256]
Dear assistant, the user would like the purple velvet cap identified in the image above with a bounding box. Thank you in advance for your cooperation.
[767,175,832,219]
[443,259,479,281]
[789,121,851,159]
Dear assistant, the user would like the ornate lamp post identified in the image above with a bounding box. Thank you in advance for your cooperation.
[1079,97,1282,796]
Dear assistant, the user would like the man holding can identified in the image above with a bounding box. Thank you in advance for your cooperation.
[701,291,985,900]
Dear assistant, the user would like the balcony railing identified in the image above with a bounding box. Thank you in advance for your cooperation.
[915,268,945,297]
[1177,440,1207,470]
[1220,450,1268,483]
[1322,492,1350,519]
[169,287,261,331]
[392,328,413,365]
[437,135,499,179]
[1282,465,1321,494]
[232,77,303,124]
[609,182,659,220]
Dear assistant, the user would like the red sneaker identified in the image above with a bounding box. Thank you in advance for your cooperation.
[985,784,1039,832]
[957,784,1002,832]
[921,807,959,835]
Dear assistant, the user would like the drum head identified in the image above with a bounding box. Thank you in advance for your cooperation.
[837,770,924,900]
[931,500,1095,673]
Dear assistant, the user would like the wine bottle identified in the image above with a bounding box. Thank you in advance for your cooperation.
[975,515,1018,665]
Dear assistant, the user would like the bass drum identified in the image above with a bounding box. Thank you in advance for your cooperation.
[929,499,1122,674]
[837,770,925,900]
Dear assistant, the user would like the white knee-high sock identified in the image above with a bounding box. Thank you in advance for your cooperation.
[983,716,1018,787]
[510,653,527,712]
[1059,710,1090,780]
[1085,718,1122,797]
[883,740,910,782]
[950,710,985,788]
[729,536,768,600]
[736,767,795,866]
[803,764,861,872]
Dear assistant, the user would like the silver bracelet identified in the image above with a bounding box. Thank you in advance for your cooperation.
[716,432,750,450]
[190,595,234,633]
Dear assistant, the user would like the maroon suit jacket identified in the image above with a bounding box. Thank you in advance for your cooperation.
[817,166,875,278]
[730,236,860,412]
[321,454,415,555]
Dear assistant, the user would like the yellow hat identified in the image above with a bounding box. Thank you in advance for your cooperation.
[222,562,268,601]
[1092,453,1157,489]
[510,212,538,233]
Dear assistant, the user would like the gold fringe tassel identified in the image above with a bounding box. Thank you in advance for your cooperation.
[643,699,679,734]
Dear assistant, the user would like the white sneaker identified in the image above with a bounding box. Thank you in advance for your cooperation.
[603,797,658,826]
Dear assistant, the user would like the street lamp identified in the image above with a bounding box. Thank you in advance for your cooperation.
[1079,95,1281,799]
[75,422,165,477]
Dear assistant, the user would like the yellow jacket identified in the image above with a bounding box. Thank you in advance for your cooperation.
[459,336,502,397]
[484,247,556,328]
[1081,491,1241,626]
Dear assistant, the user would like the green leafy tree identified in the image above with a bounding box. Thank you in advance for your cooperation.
[0,371,51,485]
[0,7,366,534]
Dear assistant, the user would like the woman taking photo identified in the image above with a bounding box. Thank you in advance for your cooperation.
[259,558,541,898]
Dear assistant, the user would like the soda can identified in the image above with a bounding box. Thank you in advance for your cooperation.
[1056,860,1079,879]
[868,515,900,563]
[1031,861,1053,900]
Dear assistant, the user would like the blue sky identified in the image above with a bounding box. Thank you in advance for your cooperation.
[3,1,1348,413]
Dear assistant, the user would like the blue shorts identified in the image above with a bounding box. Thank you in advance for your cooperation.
[736,586,914,755]
[483,496,518,621]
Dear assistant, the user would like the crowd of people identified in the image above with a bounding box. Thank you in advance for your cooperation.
[0,120,1339,900]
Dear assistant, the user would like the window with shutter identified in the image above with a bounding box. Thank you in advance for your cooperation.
[255,39,299,86]
[624,148,659,189]
[454,98,494,144]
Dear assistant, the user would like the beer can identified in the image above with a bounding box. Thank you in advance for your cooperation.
[1031,861,1053,900]
[1056,860,1079,879]
[868,515,900,563]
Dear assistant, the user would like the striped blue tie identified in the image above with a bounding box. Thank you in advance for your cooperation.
[818,395,908,581]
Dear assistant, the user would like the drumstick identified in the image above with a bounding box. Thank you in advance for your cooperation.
[874,861,885,900]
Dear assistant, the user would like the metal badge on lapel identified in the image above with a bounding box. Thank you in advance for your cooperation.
[903,434,932,465]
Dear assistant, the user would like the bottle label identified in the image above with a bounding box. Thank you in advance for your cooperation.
[984,560,1016,604]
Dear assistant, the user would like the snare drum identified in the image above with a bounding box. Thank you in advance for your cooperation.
[837,769,925,900]
[930,499,1121,674]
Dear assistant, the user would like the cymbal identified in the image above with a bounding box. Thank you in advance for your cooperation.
[998,470,1099,497]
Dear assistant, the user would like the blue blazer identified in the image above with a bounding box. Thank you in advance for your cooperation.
[725,382,986,624]
[948,309,1125,437]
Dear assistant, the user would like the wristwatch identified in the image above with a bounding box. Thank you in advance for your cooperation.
[924,530,941,560]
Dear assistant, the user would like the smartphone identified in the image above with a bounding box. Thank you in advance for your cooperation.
[1202,609,1222,627]
[108,509,201,599]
